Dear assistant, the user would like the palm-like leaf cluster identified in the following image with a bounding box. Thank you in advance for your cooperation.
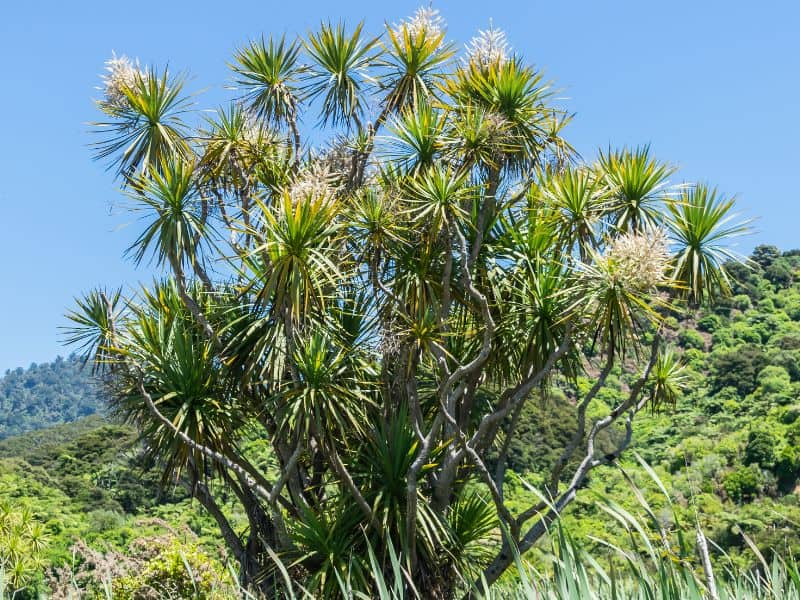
[0,504,48,592]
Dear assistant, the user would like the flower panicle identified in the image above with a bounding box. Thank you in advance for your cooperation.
[464,23,510,69]
[100,51,144,109]
[392,7,445,43]
[287,161,340,205]
[604,228,671,291]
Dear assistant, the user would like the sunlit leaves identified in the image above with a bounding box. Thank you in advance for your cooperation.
[442,105,517,173]
[304,21,379,127]
[599,146,676,233]
[63,288,124,373]
[648,347,688,411]
[347,187,405,256]
[115,281,243,478]
[231,35,303,126]
[667,184,750,306]
[403,165,471,229]
[380,19,454,114]
[125,157,209,268]
[199,103,282,190]
[443,59,569,173]
[537,166,608,258]
[501,254,577,382]
[245,189,343,319]
[0,505,48,590]
[277,332,371,440]
[384,100,446,172]
[92,65,191,179]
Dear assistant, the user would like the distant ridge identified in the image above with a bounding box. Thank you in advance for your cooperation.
[0,355,105,439]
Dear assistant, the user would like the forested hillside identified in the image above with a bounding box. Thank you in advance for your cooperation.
[0,355,104,438]
[501,245,800,568]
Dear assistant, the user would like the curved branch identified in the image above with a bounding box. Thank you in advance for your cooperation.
[136,374,273,504]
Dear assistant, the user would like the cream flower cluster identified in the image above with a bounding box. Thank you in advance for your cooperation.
[465,25,510,69]
[393,7,444,42]
[101,53,142,109]
[288,162,339,204]
[240,117,267,147]
[604,228,671,291]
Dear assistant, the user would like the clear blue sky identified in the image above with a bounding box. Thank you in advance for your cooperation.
[1,1,798,373]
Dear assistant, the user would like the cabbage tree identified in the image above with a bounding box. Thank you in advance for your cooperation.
[70,9,747,598]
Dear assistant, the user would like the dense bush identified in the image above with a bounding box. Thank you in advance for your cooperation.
[744,429,778,468]
[723,465,763,502]
[710,345,766,395]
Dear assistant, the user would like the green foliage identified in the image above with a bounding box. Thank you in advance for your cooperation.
[6,240,800,593]
[710,345,766,395]
[752,244,781,269]
[723,465,763,502]
[112,537,234,600]
[744,429,777,468]
[0,505,47,593]
[499,243,800,574]
[26,6,794,597]
[697,313,721,333]
[677,327,705,350]
[0,414,203,596]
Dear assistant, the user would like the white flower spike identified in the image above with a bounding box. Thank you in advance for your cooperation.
[465,22,510,69]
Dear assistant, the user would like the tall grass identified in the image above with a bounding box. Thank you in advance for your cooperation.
[250,520,800,600]
[6,527,800,599]
[252,461,800,600]
[7,467,800,599]
[479,526,800,600]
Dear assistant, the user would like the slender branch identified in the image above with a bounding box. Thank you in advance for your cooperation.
[135,374,273,504]
[470,324,573,452]
[435,325,572,510]
[166,248,221,350]
[324,437,376,526]
[191,471,245,562]
[439,220,495,402]
[548,348,615,491]
[270,438,303,506]
[493,400,525,501]
[468,167,500,269]
[436,392,518,537]
[471,334,661,593]
[406,411,445,569]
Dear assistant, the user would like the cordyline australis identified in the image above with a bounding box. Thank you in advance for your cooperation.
[67,7,749,598]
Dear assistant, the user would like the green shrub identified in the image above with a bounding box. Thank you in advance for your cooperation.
[766,261,794,288]
[758,365,792,397]
[723,465,763,502]
[711,345,766,395]
[752,245,781,269]
[0,504,48,594]
[697,313,721,333]
[113,537,233,600]
[86,509,125,533]
[781,405,800,424]
[678,328,705,350]
[731,294,753,311]
[744,429,777,468]
[775,446,800,491]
